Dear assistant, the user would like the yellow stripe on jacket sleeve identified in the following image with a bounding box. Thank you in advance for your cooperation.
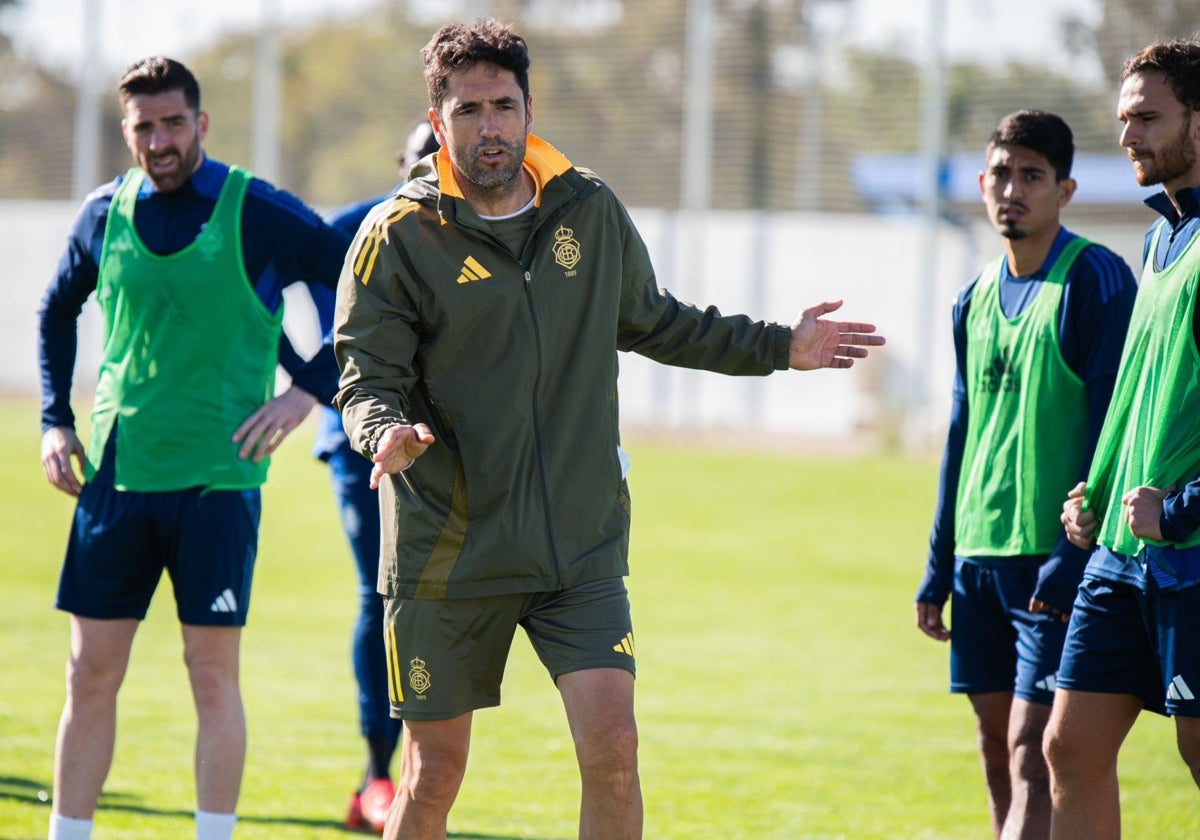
[352,199,421,284]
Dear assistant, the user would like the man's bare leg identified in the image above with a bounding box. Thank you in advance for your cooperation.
[52,616,138,820]
[182,625,245,814]
[1043,688,1141,840]
[1000,697,1053,839]
[969,691,1013,837]
[383,714,472,840]
[559,668,641,840]
[1175,715,1200,790]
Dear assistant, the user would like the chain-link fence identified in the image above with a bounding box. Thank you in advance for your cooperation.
[4,0,1192,211]
[2,0,1192,446]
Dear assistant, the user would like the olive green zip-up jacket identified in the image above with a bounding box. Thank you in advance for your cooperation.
[334,136,791,600]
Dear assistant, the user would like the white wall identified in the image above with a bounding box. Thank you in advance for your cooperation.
[4,200,1148,451]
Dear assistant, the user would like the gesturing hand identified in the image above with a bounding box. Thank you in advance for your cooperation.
[788,300,885,370]
[370,423,437,490]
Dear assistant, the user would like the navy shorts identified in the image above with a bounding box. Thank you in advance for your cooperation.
[56,436,261,627]
[949,557,1068,705]
[1058,575,1200,718]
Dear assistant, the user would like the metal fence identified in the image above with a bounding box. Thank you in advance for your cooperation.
[2,0,1186,448]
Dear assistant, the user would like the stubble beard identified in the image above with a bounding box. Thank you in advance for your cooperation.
[452,137,527,203]
[141,131,202,193]
[1133,119,1197,187]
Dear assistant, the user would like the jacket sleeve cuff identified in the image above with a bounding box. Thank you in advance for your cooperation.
[774,324,792,370]
[364,423,393,460]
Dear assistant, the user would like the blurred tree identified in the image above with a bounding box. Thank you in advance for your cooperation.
[825,46,1122,213]
[0,0,139,198]
[0,0,1158,210]
[284,15,433,205]
[716,0,789,210]
[188,19,431,208]
[1063,0,1196,84]
[840,51,1121,161]
[528,0,689,209]
[0,59,79,198]
[944,61,1121,156]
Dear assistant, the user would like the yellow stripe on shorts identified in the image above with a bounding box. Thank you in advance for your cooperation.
[386,620,404,703]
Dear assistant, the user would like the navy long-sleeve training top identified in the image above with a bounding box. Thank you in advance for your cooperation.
[306,192,392,461]
[918,226,1139,611]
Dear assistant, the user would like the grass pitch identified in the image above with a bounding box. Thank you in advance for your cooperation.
[1,399,1197,839]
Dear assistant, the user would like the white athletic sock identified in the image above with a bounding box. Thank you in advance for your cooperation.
[47,814,93,840]
[195,810,237,840]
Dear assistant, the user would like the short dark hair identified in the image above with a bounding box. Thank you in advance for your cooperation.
[118,56,201,111]
[987,110,1074,181]
[421,19,531,112]
[1121,39,1200,112]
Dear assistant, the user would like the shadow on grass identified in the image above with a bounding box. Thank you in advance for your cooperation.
[0,776,559,839]
[0,775,52,805]
[1,777,194,822]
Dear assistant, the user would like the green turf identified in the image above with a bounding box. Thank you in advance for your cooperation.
[2,399,1197,839]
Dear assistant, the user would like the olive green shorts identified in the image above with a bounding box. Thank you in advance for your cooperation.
[384,576,636,721]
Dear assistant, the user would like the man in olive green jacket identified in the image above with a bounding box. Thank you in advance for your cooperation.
[333,19,885,840]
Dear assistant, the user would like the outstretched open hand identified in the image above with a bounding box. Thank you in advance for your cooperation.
[789,300,885,370]
[370,423,437,490]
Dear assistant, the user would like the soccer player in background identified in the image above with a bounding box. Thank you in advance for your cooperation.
[37,56,349,840]
[298,117,440,834]
[915,110,1136,838]
[333,18,885,840]
[1051,38,1200,839]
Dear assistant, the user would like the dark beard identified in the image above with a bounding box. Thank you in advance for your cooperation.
[453,138,526,195]
[1134,117,1196,187]
[141,130,202,193]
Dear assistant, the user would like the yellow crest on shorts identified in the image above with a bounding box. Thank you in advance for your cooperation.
[408,656,432,695]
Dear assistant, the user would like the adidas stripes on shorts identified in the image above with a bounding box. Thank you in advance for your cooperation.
[56,435,261,627]
[948,556,1068,706]
[1058,574,1200,718]
[383,575,635,721]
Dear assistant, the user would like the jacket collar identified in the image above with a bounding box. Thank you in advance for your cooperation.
[1144,186,1200,229]
[432,135,580,225]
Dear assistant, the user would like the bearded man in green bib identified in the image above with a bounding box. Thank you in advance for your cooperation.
[1051,39,1200,840]
[915,110,1137,838]
[37,57,349,840]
